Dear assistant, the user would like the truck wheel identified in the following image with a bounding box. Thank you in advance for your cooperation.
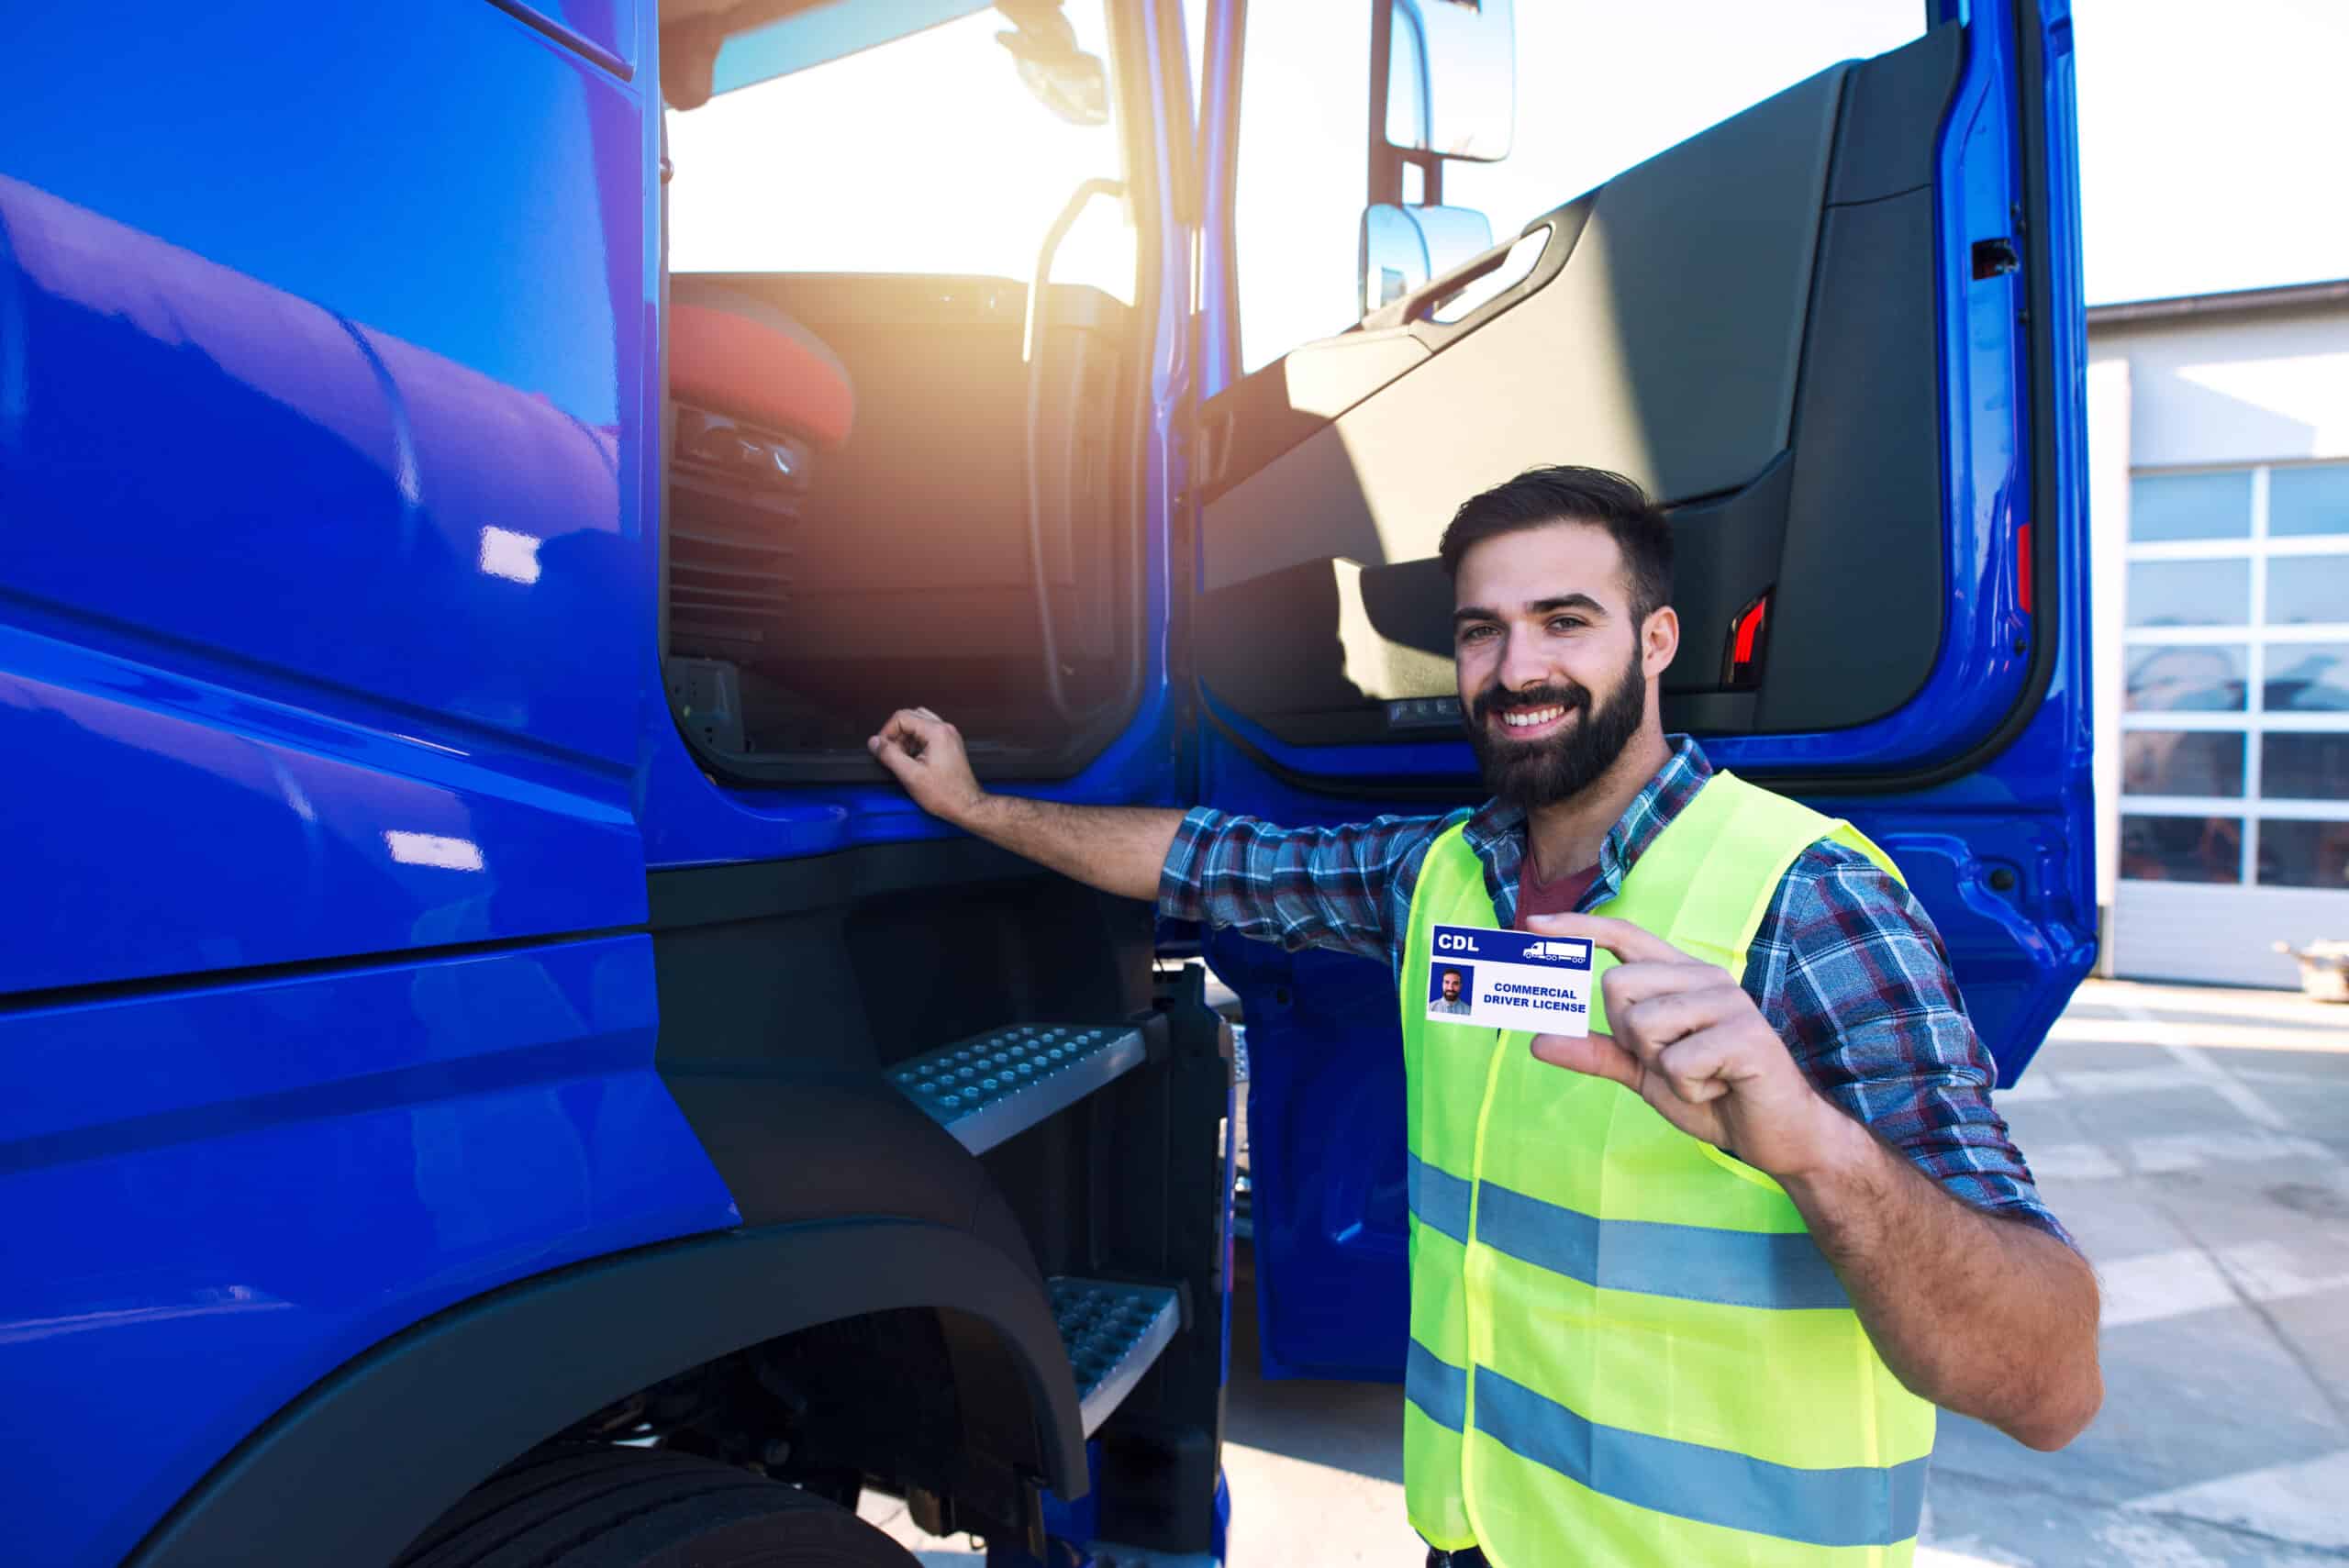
[395,1443,925,1568]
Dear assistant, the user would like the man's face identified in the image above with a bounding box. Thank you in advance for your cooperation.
[1441,970,1464,1001]
[1451,521,1676,811]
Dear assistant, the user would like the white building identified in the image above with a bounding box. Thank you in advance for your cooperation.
[2087,280,2349,986]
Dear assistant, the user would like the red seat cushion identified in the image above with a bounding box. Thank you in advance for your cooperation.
[668,289,854,450]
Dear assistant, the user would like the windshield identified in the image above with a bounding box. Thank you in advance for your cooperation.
[666,2,1132,300]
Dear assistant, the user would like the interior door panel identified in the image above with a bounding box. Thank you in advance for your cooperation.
[1197,25,1963,748]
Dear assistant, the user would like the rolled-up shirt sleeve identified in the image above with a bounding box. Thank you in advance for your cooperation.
[1156,806,1453,967]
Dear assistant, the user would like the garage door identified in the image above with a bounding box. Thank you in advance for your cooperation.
[2113,462,2349,985]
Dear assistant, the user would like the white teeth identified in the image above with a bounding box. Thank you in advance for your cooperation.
[1502,706,1565,728]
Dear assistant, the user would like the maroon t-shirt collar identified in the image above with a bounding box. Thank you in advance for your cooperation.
[1515,854,1600,929]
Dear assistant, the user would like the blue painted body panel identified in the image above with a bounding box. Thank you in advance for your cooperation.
[0,7,655,993]
[1196,0,1244,405]
[0,937,740,1568]
[0,610,645,995]
[497,0,643,73]
[1196,0,2098,1380]
[3,0,1195,1559]
[0,7,748,1563]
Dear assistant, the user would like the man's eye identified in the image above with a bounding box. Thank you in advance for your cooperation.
[1458,625,1496,645]
[1548,617,1586,634]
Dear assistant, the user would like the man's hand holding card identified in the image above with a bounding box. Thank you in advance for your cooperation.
[1514,912,1855,1182]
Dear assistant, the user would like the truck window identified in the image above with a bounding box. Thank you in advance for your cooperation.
[667,3,1132,301]
[1221,0,1372,373]
[1230,1,1928,374]
[659,1,1152,780]
[1229,1,1372,373]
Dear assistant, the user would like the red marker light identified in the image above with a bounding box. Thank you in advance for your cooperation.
[2017,521,2034,615]
[1725,591,1770,688]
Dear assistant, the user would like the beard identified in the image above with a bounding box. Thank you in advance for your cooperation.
[1464,637,1649,811]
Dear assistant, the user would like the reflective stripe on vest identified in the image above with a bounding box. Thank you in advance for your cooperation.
[1397,771,1937,1568]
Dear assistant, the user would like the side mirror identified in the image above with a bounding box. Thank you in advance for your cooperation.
[1360,203,1495,318]
[995,0,1110,127]
[1380,0,1516,162]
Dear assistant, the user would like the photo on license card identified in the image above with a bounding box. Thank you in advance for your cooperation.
[1428,962,1476,1017]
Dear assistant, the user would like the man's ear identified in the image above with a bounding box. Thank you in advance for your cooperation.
[1642,606,1680,677]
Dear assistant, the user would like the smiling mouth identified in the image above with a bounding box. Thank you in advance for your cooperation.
[1499,706,1568,729]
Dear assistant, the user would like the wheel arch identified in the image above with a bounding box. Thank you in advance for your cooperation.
[125,1218,1086,1568]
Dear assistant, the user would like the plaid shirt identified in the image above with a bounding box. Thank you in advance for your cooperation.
[1159,735,2064,1240]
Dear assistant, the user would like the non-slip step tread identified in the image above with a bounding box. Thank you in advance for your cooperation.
[1049,1276,1182,1437]
[890,1023,1148,1154]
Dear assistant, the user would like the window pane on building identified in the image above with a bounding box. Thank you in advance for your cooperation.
[2125,645,2246,711]
[2126,559,2250,627]
[2122,730,2245,796]
[2120,814,2243,883]
[2130,470,2253,541]
[2261,733,2349,801]
[2266,556,2349,626]
[2270,463,2349,539]
[2266,644,2349,711]
[2257,818,2349,888]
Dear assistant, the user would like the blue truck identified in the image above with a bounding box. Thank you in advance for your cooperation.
[0,2,2091,1562]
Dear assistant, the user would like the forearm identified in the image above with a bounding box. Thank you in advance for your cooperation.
[958,794,1185,903]
[1782,1114,2102,1450]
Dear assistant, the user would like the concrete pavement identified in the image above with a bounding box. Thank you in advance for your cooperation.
[874,978,2349,1565]
[1911,979,2349,1565]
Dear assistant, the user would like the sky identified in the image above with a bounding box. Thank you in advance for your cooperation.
[668,0,2349,368]
[2068,0,2349,306]
[1419,0,2349,310]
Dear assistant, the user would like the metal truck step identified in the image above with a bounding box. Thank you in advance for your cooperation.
[889,1023,1148,1154]
[1048,1277,1183,1437]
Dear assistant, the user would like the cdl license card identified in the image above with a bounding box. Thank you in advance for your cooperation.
[1424,924,1594,1037]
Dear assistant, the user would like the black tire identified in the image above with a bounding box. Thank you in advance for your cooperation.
[394,1442,925,1568]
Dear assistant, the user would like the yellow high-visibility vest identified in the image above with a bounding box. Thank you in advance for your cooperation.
[1399,771,1936,1567]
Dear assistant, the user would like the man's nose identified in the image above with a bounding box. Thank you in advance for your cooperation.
[1497,631,1551,695]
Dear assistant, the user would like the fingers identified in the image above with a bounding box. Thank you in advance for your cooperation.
[868,730,918,783]
[869,707,951,762]
[892,707,943,741]
[1607,979,1748,1054]
[1529,1029,1642,1091]
[1521,911,1686,967]
[1650,1028,1741,1105]
[1601,957,1735,1008]
[1536,1022,1739,1106]
[868,710,985,825]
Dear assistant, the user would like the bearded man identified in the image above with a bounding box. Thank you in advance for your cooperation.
[1431,966,1472,1016]
[869,465,2100,1568]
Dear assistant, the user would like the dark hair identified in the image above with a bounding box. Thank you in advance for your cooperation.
[1437,465,1674,624]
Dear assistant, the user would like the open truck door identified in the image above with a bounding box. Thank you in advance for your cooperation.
[1188,0,2091,1381]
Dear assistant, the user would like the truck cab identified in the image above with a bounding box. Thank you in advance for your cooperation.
[0,2,2089,1564]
